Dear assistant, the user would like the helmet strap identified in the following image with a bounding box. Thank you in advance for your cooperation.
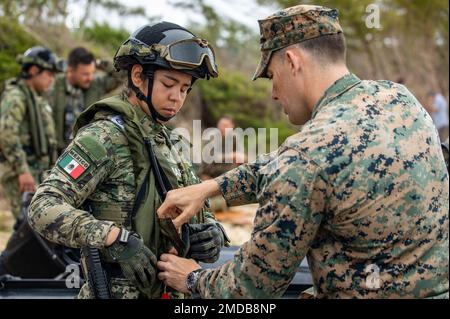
[19,65,44,79]
[129,67,174,122]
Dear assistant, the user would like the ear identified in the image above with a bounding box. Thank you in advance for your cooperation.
[285,49,302,76]
[28,65,39,77]
[131,64,144,87]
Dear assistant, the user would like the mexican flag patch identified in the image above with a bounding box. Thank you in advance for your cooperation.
[58,149,90,180]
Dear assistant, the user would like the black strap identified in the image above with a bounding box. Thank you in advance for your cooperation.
[81,247,111,299]
[144,138,190,256]
[17,85,45,158]
[129,67,174,123]
[441,142,449,173]
[127,171,149,228]
[145,138,172,200]
[127,138,172,227]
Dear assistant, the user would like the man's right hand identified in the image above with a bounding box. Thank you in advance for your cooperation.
[107,229,157,298]
[18,172,36,193]
[157,179,221,229]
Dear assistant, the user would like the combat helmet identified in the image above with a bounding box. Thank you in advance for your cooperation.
[113,21,218,122]
[16,46,66,78]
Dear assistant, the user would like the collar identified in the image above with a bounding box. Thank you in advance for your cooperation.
[126,95,165,139]
[17,79,38,98]
[65,78,82,97]
[311,73,362,119]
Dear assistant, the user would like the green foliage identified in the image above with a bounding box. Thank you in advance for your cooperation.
[256,0,449,43]
[255,0,449,96]
[0,0,447,146]
[83,22,129,54]
[198,68,296,146]
[170,0,260,72]
[0,17,38,84]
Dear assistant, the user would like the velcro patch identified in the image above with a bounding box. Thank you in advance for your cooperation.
[75,135,107,162]
[58,149,90,180]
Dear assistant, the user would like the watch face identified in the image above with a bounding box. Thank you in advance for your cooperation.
[187,270,201,293]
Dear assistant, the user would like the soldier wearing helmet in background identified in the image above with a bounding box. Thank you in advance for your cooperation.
[0,46,64,220]
[28,22,229,299]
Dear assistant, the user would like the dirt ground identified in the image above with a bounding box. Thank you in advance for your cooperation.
[215,204,257,245]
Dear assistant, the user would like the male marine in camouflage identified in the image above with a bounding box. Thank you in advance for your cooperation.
[157,5,449,299]
[47,47,123,153]
[0,47,63,219]
[29,22,228,299]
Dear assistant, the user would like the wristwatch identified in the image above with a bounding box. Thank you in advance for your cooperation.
[186,269,203,294]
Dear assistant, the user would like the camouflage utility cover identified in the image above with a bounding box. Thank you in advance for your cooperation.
[253,5,343,80]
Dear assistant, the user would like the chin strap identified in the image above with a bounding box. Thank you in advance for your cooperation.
[129,67,175,122]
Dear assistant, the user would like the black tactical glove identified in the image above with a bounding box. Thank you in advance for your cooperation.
[187,221,230,263]
[107,229,157,297]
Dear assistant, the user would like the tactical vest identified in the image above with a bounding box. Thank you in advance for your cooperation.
[0,78,57,180]
[52,75,116,151]
[74,94,205,298]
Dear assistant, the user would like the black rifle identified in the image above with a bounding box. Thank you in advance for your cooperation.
[144,138,190,257]
[80,203,111,299]
[80,247,111,299]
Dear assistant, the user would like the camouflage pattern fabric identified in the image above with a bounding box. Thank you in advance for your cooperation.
[47,61,123,152]
[77,277,140,299]
[253,5,343,80]
[195,73,449,299]
[29,95,214,298]
[0,79,57,218]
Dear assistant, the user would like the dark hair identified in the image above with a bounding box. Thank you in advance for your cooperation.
[277,33,347,65]
[68,47,95,68]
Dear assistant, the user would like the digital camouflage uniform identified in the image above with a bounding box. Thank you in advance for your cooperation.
[194,5,449,299]
[0,78,57,218]
[47,60,123,153]
[29,94,214,299]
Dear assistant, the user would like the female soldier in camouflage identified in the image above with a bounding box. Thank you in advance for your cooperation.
[29,22,228,299]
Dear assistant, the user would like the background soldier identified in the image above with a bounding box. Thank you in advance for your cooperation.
[29,22,228,299]
[0,46,63,219]
[47,47,123,153]
[156,5,449,299]
[198,115,245,212]
[198,115,245,181]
